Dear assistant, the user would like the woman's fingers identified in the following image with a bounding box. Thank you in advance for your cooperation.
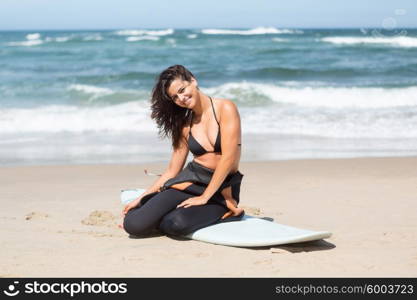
[122,200,141,216]
[176,200,188,208]
[122,204,132,215]
[177,197,207,208]
[177,200,194,208]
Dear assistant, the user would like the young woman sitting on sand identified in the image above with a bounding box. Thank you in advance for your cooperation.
[122,65,244,237]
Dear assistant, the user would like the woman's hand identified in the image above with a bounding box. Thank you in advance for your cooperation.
[122,197,142,216]
[176,196,209,208]
[118,197,143,229]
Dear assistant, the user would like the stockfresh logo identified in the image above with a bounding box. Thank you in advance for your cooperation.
[3,281,20,297]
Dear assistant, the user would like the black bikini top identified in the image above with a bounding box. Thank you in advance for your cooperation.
[188,97,221,156]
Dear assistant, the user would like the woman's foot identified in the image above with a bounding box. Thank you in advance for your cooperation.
[233,207,245,217]
[221,207,245,220]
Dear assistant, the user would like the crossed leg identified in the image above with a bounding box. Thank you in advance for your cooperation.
[123,188,192,236]
[123,185,230,237]
[158,202,228,236]
[170,182,244,219]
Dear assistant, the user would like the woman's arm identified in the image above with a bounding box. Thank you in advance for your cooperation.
[123,128,190,214]
[140,126,190,197]
[200,100,241,200]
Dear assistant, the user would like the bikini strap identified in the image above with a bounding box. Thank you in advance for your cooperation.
[189,110,194,128]
[209,96,220,126]
[187,110,194,140]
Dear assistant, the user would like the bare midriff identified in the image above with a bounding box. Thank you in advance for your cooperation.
[169,150,241,192]
[193,151,240,174]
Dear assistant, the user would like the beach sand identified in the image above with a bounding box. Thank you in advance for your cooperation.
[1,157,416,277]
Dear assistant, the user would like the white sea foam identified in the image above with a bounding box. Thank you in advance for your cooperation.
[45,36,72,43]
[126,36,160,42]
[115,29,174,36]
[1,95,416,139]
[143,29,174,36]
[67,84,143,103]
[7,40,43,47]
[2,83,417,139]
[322,36,417,47]
[203,82,417,138]
[187,34,198,39]
[0,137,42,144]
[7,32,44,46]
[56,36,71,42]
[42,33,103,43]
[26,33,41,40]
[0,102,155,134]
[68,84,114,99]
[83,34,103,41]
[201,27,302,35]
[239,105,417,138]
[205,82,417,109]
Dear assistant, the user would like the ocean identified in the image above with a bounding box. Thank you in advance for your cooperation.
[1,27,417,165]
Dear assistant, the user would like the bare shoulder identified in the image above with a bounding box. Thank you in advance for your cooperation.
[215,98,239,121]
[216,98,237,108]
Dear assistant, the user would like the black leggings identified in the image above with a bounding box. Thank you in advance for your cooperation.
[123,184,229,237]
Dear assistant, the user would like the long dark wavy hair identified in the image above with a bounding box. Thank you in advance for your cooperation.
[150,65,195,149]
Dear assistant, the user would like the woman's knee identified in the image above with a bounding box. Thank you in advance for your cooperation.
[159,211,191,236]
[123,212,153,236]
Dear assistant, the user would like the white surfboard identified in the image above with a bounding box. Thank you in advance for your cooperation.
[185,215,331,247]
[120,189,146,205]
[120,189,332,247]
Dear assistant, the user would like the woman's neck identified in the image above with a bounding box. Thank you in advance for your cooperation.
[192,92,210,118]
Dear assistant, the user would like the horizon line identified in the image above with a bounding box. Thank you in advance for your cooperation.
[1,26,417,32]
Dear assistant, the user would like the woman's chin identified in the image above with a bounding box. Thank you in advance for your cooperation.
[186,99,194,108]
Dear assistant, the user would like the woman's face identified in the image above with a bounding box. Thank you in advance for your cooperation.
[167,77,198,109]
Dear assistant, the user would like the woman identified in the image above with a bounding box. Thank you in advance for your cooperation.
[122,65,244,237]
